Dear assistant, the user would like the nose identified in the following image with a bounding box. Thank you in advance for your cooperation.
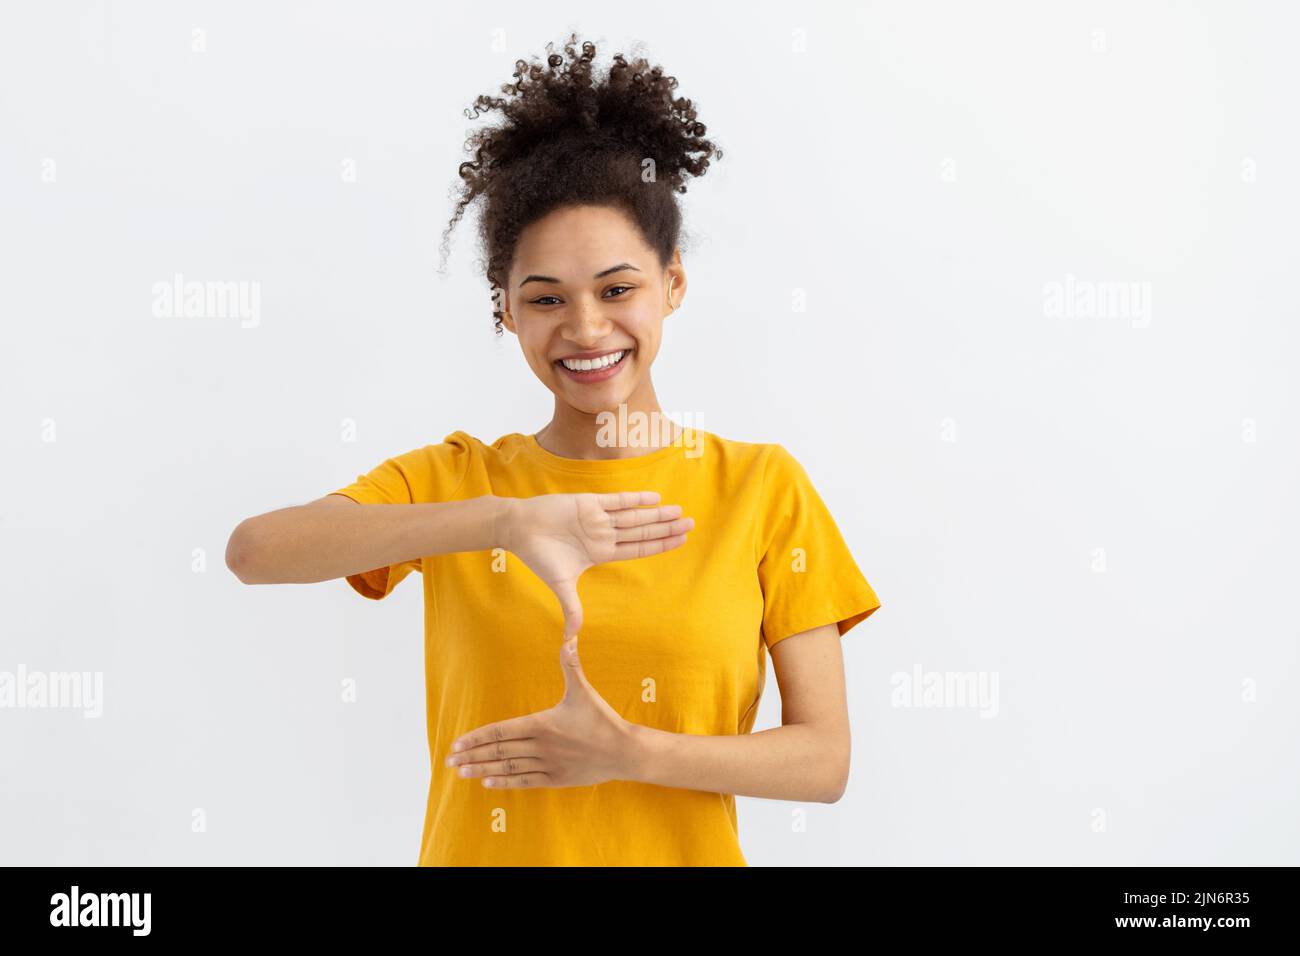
[560,294,614,346]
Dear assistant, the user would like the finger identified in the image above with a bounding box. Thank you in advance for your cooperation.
[447,736,540,766]
[451,755,546,778]
[611,531,689,561]
[560,633,589,699]
[480,771,550,789]
[450,716,540,754]
[553,577,583,639]
[595,491,660,511]
[615,515,694,543]
[608,504,682,528]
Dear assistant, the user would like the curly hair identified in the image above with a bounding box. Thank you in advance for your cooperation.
[439,33,723,335]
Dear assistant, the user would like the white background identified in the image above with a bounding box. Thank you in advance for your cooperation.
[2,0,1297,865]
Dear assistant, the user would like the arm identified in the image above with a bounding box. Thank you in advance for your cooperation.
[225,493,507,585]
[623,622,851,803]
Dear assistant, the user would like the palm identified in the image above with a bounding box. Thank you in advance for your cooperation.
[505,491,692,638]
[511,496,604,587]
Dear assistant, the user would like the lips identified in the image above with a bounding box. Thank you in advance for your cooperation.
[554,347,632,382]
[560,349,624,360]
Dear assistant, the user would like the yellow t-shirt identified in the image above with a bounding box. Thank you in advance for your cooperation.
[329,428,881,866]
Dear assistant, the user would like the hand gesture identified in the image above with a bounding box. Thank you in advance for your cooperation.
[499,491,693,638]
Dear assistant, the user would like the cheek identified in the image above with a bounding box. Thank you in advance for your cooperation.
[627,315,661,353]
[632,329,661,362]
[518,334,552,373]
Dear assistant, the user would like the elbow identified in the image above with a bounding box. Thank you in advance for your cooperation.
[225,519,264,584]
[820,745,851,804]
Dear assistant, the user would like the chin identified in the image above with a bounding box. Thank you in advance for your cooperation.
[575,395,631,416]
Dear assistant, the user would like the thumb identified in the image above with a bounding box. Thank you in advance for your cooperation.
[553,578,584,642]
[559,632,588,698]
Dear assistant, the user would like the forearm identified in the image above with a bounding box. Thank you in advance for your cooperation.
[622,721,848,804]
[227,494,507,584]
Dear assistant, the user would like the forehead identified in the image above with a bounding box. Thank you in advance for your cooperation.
[511,204,653,278]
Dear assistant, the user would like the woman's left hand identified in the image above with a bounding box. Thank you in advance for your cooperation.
[445,633,636,789]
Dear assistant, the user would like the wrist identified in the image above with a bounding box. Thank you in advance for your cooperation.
[490,495,516,552]
[617,720,655,784]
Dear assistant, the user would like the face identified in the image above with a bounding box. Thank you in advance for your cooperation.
[501,204,686,417]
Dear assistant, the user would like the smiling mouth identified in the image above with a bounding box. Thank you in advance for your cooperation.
[554,348,632,373]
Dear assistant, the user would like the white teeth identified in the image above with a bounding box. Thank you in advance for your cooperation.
[560,350,625,372]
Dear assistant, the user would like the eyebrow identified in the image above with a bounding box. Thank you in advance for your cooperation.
[518,263,642,289]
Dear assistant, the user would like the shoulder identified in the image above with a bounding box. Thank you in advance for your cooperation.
[681,429,769,466]
[419,430,537,474]
[385,431,481,467]
[374,431,491,499]
[699,432,803,483]
[681,434,820,520]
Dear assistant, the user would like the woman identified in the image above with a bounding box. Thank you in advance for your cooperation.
[226,34,881,866]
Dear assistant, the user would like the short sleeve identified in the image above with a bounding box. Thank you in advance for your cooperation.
[755,444,882,649]
[328,433,473,600]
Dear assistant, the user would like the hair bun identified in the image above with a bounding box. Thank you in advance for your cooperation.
[441,33,722,335]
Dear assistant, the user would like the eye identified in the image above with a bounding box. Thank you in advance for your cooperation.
[530,285,633,307]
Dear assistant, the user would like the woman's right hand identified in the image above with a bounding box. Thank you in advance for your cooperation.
[496,491,693,639]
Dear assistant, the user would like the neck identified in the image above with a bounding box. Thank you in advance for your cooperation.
[535,381,681,461]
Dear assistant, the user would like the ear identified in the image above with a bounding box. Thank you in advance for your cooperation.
[665,250,686,315]
[494,283,518,335]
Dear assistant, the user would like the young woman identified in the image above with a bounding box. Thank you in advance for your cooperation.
[226,35,881,866]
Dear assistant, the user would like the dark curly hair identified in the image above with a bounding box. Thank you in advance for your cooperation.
[439,33,723,336]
